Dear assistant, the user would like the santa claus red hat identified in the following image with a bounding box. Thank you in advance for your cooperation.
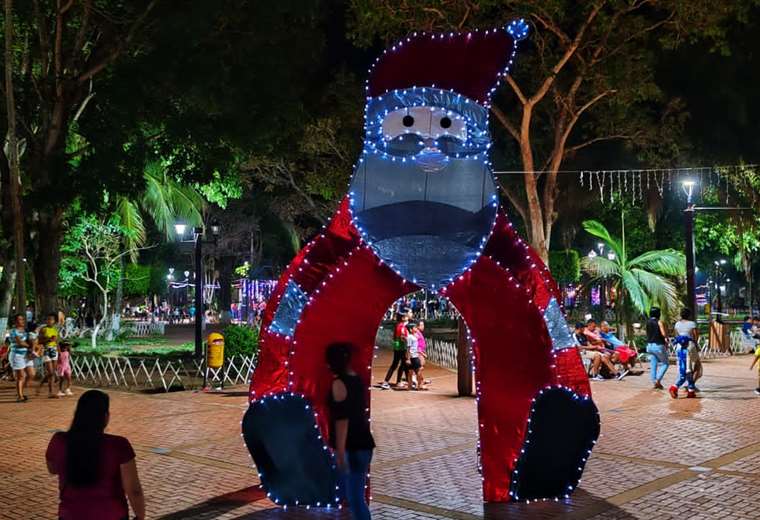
[367,19,529,106]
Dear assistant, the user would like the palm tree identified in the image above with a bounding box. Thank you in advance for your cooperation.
[581,220,685,336]
[111,161,204,335]
[116,161,204,259]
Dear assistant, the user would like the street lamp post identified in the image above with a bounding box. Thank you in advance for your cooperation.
[713,259,727,322]
[175,222,221,379]
[682,180,697,320]
[587,249,597,314]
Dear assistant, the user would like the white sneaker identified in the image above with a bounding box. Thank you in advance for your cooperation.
[65,389,73,396]
[380,382,390,390]
[57,391,66,397]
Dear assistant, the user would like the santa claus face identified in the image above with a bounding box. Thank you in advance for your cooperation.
[349,87,498,289]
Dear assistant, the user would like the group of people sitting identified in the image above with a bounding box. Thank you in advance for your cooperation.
[574,319,639,381]
[741,316,760,350]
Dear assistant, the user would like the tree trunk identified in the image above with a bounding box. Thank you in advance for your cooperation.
[112,255,125,335]
[0,257,16,339]
[4,0,26,313]
[456,317,472,397]
[33,208,65,315]
[93,289,110,348]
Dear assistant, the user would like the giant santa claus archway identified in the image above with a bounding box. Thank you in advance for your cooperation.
[242,19,600,507]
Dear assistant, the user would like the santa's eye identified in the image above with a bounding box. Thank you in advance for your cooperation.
[380,106,467,144]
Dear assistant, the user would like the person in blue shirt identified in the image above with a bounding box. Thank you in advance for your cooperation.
[742,316,753,336]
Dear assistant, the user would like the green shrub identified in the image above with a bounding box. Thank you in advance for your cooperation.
[221,324,259,357]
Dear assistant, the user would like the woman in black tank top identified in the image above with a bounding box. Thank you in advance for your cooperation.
[645,307,670,389]
[326,343,375,520]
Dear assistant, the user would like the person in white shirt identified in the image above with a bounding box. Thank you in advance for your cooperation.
[669,308,701,398]
[404,322,425,391]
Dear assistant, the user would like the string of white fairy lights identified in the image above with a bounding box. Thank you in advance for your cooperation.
[493,164,758,205]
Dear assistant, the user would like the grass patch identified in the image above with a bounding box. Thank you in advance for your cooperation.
[70,337,194,359]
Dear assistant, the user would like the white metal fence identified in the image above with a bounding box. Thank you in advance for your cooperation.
[71,354,256,392]
[375,327,459,370]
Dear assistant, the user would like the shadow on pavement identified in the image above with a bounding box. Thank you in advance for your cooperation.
[157,485,268,520]
[177,488,639,520]
[483,489,637,519]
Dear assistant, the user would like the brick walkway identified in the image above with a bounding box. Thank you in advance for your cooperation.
[1,351,759,519]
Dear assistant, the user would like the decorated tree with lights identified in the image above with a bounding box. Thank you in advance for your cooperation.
[348,0,755,261]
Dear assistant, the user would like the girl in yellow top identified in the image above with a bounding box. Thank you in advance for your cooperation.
[38,313,60,398]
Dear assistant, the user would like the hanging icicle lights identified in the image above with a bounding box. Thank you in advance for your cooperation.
[495,164,758,205]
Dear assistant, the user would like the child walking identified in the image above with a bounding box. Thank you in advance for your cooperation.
[404,322,425,391]
[57,341,73,396]
[38,313,60,398]
[415,320,427,388]
[669,308,700,399]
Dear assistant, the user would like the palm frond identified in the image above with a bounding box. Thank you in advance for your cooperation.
[115,197,145,262]
[621,270,650,315]
[169,183,204,227]
[140,161,204,239]
[580,256,621,282]
[581,220,624,263]
[631,268,680,315]
[141,162,177,238]
[628,250,685,277]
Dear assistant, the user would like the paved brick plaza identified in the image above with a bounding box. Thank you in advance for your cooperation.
[1,351,758,519]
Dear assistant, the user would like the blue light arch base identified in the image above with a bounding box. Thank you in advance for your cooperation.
[509,386,600,502]
[242,393,342,507]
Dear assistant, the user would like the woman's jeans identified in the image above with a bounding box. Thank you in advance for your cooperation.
[646,343,669,383]
[341,450,373,520]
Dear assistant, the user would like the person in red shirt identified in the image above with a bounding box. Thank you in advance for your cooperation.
[46,389,145,520]
[380,312,409,389]
[583,319,620,379]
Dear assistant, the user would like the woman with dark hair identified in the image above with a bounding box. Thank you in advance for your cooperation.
[645,307,670,389]
[326,342,375,520]
[8,313,35,402]
[46,389,145,520]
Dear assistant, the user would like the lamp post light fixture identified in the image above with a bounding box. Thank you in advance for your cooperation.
[174,223,187,237]
[174,221,221,387]
[587,248,607,320]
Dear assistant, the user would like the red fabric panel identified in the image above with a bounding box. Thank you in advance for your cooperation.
[483,212,562,311]
[289,246,415,436]
[552,348,592,397]
[444,255,554,502]
[252,198,364,401]
[369,29,516,104]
